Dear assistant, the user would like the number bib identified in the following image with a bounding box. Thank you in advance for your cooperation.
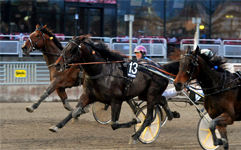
[127,61,139,78]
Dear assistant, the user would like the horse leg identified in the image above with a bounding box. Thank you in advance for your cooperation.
[126,99,138,114]
[71,93,90,118]
[56,88,73,111]
[110,100,140,130]
[209,112,232,149]
[49,111,73,132]
[49,93,89,132]
[216,125,228,150]
[129,102,154,144]
[26,79,59,113]
[156,96,174,120]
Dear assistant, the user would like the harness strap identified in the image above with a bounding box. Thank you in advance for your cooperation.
[85,73,104,80]
[205,84,241,97]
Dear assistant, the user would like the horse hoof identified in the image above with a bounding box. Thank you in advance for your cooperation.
[215,138,226,146]
[64,105,73,111]
[135,118,141,124]
[64,101,74,111]
[71,118,79,124]
[173,111,180,118]
[26,106,34,113]
[111,123,119,130]
[49,126,58,132]
[128,137,137,145]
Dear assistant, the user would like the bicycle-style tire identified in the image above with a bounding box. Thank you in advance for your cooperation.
[92,102,111,124]
[134,105,162,144]
[197,113,220,150]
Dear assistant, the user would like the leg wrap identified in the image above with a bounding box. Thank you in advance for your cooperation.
[39,90,49,99]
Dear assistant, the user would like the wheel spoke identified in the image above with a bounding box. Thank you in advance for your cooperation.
[200,128,210,131]
[141,126,148,139]
[202,131,211,145]
[147,126,154,137]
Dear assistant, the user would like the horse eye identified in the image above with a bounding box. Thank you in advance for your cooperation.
[36,35,40,37]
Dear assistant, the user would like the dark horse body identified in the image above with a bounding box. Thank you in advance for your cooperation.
[174,46,241,150]
[51,35,179,144]
[21,25,83,112]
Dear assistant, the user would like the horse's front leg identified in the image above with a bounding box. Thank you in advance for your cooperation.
[129,102,154,145]
[26,79,59,113]
[209,112,232,149]
[56,88,73,111]
[49,93,89,132]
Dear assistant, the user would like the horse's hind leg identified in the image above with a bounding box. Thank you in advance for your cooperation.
[110,100,140,130]
[50,93,90,132]
[129,102,154,144]
[49,111,73,132]
[217,125,228,150]
[209,112,232,149]
[71,93,90,118]
[56,88,73,111]
[156,96,174,120]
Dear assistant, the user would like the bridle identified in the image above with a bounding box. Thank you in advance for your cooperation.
[27,29,45,54]
[27,29,61,57]
[179,53,199,86]
[61,39,82,70]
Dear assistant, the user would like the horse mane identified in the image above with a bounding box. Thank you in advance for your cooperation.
[163,61,180,75]
[198,49,227,72]
[37,26,64,50]
[79,35,129,61]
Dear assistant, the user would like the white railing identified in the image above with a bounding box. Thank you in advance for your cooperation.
[223,40,241,58]
[1,35,167,58]
[1,34,241,58]
[180,39,223,56]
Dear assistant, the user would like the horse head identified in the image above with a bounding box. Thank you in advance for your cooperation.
[174,45,200,91]
[21,24,47,55]
[55,35,94,72]
[21,24,63,55]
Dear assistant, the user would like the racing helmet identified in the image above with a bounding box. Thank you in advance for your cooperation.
[200,49,213,59]
[134,45,147,55]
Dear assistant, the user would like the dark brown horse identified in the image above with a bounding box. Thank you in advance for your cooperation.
[50,35,179,144]
[21,24,84,112]
[174,46,241,150]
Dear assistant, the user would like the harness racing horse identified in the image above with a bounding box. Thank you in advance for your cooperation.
[174,46,241,150]
[21,24,84,113]
[50,35,179,144]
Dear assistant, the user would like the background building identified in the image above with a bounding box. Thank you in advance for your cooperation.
[1,0,241,41]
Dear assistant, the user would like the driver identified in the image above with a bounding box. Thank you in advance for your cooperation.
[133,45,151,61]
[134,45,180,120]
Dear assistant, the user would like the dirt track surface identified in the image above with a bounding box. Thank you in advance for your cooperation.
[1,101,241,150]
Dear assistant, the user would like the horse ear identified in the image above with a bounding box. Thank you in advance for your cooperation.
[186,45,191,53]
[195,45,200,56]
[43,25,47,29]
[36,24,39,28]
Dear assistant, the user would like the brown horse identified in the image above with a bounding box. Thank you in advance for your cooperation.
[50,35,178,144]
[174,46,241,150]
[21,24,84,112]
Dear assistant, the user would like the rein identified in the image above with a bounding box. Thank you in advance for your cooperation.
[141,63,176,77]
[68,60,125,66]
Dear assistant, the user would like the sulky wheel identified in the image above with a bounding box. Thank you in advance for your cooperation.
[92,102,111,124]
[197,113,220,150]
[134,105,162,144]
